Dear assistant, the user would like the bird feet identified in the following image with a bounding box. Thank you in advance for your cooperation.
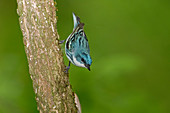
[64,66,70,73]
[64,61,71,73]
[59,40,66,44]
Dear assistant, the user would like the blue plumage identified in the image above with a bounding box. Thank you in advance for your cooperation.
[65,13,92,71]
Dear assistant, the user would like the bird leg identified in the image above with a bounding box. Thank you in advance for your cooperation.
[64,61,71,73]
[59,39,66,44]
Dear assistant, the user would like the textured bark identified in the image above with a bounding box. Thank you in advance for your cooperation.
[17,0,78,112]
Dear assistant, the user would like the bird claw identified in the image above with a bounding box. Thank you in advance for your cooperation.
[59,40,66,44]
[64,66,70,73]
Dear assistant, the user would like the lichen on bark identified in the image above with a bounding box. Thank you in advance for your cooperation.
[17,0,78,112]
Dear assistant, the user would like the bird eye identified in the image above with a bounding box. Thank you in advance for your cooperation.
[81,58,85,63]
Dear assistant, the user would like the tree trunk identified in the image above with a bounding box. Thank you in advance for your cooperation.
[17,0,79,112]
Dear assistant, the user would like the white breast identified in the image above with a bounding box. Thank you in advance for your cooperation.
[73,56,85,67]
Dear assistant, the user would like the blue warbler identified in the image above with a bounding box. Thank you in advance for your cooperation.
[61,13,92,72]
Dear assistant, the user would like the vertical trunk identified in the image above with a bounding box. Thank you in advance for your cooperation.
[17,0,78,112]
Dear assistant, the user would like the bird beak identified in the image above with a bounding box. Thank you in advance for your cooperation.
[85,64,90,71]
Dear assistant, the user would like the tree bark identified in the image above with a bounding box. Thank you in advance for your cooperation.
[17,0,78,112]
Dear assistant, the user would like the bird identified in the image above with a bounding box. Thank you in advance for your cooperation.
[61,13,92,72]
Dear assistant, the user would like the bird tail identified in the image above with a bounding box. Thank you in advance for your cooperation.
[72,12,84,30]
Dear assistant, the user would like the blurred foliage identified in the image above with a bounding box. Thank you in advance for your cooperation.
[0,0,170,113]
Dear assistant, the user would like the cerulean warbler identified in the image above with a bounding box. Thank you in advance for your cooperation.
[61,13,92,71]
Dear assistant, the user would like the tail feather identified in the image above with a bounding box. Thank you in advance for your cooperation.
[72,12,82,30]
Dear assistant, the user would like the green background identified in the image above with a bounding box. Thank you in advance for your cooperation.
[0,0,170,113]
